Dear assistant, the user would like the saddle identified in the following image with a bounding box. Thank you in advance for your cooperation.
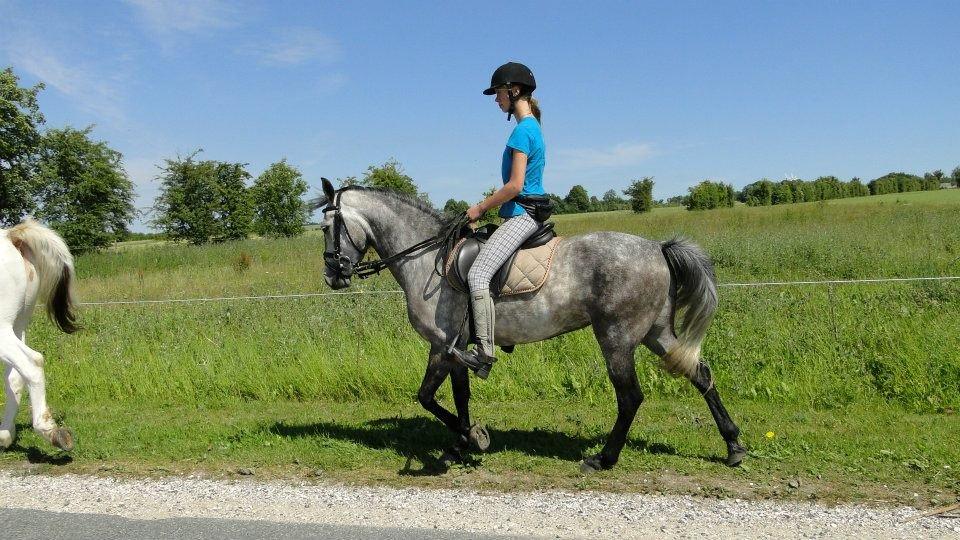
[444,222,561,297]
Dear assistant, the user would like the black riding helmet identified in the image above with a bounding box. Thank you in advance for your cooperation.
[482,62,536,95]
[483,62,536,121]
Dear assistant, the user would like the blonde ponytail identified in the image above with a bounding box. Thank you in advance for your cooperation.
[528,96,541,122]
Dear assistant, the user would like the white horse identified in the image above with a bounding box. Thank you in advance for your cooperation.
[0,218,77,452]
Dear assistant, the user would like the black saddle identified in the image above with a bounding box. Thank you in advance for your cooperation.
[447,221,556,297]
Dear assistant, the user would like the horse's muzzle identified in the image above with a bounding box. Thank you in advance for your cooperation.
[324,274,351,290]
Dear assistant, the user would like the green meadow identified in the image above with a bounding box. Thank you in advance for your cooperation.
[3,189,959,505]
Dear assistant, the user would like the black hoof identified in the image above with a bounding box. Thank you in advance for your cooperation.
[579,454,611,474]
[469,424,490,452]
[726,441,746,467]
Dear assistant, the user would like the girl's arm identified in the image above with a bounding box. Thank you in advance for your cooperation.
[468,150,527,221]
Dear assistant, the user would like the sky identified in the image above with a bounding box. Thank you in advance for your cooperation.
[2,0,959,231]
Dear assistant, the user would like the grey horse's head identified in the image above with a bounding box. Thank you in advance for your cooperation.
[315,178,371,290]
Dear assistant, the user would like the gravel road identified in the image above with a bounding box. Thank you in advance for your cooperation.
[1,471,957,539]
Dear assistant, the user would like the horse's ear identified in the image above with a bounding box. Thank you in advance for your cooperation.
[321,177,336,201]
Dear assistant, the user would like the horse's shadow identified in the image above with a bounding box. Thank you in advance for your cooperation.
[269,416,680,476]
[6,442,73,466]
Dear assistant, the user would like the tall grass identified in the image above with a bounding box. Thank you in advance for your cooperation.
[31,190,960,413]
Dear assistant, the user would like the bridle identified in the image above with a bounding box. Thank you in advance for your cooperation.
[322,187,469,281]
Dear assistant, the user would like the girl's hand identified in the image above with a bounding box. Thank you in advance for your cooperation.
[467,205,483,222]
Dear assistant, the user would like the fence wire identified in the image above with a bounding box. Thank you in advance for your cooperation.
[76,275,960,306]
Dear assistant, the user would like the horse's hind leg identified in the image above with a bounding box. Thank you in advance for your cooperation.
[581,324,644,472]
[643,327,746,467]
[0,366,24,449]
[0,331,73,451]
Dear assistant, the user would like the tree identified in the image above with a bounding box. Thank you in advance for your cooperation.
[922,170,943,191]
[442,198,470,217]
[868,172,923,195]
[251,160,308,237]
[739,179,773,206]
[214,162,253,241]
[0,67,45,225]
[479,187,499,223]
[563,184,591,213]
[772,181,794,204]
[686,180,734,210]
[623,177,654,213]
[547,193,567,214]
[358,158,425,201]
[601,189,628,211]
[153,154,219,244]
[953,167,960,188]
[846,177,869,197]
[152,153,252,244]
[33,126,135,253]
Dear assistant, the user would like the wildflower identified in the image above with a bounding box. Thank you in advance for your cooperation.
[765,431,775,439]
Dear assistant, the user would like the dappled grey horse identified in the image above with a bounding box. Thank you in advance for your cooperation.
[314,179,745,471]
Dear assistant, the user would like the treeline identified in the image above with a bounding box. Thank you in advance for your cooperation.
[735,170,955,208]
[675,168,959,211]
[443,177,658,218]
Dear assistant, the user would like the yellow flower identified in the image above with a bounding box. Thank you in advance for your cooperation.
[765,431,775,439]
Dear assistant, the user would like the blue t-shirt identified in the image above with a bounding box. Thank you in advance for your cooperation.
[499,116,546,218]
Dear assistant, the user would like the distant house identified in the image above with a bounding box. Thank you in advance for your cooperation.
[940,182,957,189]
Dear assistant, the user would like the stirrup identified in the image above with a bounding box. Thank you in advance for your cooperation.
[450,347,496,380]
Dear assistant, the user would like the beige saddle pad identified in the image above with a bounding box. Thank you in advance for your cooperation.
[446,236,562,297]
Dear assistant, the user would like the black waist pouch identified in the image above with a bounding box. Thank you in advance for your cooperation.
[514,195,554,222]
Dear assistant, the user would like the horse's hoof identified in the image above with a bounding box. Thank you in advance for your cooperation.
[469,424,490,452]
[51,428,74,452]
[726,441,746,467]
[0,430,14,450]
[579,456,603,474]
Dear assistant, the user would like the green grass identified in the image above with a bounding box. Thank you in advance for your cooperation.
[4,189,960,503]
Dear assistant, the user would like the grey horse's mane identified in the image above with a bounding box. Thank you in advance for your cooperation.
[309,186,444,222]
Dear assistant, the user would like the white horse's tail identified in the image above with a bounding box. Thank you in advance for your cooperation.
[7,218,79,333]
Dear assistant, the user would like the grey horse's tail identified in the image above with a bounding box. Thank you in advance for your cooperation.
[660,237,718,378]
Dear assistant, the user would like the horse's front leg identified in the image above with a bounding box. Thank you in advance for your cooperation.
[0,366,24,449]
[417,346,469,459]
[450,363,490,454]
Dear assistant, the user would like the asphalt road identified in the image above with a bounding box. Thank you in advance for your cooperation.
[1,508,520,540]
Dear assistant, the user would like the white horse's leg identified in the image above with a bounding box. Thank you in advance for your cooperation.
[0,331,72,451]
[0,365,24,449]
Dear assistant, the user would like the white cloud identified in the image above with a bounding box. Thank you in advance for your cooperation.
[245,28,341,66]
[124,0,240,35]
[556,142,656,170]
[124,0,241,52]
[1,34,127,123]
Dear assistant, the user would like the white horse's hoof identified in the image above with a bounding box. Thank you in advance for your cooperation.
[49,427,74,452]
[0,429,14,449]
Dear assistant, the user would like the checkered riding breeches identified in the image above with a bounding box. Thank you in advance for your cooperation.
[467,212,539,292]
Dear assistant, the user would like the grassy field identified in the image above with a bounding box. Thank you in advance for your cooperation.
[2,189,959,505]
